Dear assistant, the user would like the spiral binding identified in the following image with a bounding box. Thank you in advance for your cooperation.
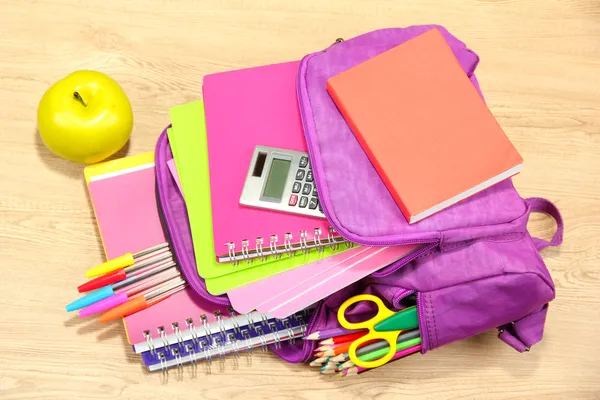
[255,325,268,352]
[144,330,156,355]
[158,326,170,351]
[172,322,184,348]
[158,352,167,374]
[282,318,295,344]
[144,307,312,373]
[200,314,212,343]
[221,226,349,264]
[269,322,282,349]
[215,311,227,338]
[228,307,241,334]
[186,318,198,344]
[186,343,197,364]
[228,332,241,357]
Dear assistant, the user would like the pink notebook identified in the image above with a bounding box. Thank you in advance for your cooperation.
[260,244,420,318]
[227,246,371,314]
[88,164,165,258]
[86,160,226,348]
[203,61,334,262]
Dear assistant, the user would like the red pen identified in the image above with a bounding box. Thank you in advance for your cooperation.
[77,267,182,317]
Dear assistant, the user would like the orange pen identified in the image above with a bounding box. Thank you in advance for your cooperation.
[98,278,187,323]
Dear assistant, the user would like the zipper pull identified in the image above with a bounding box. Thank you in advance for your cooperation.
[323,38,344,52]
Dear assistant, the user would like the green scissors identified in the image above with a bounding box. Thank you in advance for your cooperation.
[337,294,419,368]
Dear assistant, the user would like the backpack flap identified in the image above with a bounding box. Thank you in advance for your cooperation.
[297,25,530,250]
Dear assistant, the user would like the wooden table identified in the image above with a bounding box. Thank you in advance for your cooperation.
[1,1,599,399]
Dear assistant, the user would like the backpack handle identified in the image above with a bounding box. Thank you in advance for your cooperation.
[498,197,562,352]
[526,197,564,251]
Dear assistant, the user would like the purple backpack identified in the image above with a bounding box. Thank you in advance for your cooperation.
[153,25,563,364]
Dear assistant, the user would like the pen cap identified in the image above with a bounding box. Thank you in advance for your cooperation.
[78,269,127,293]
[85,253,135,278]
[78,292,129,317]
[98,296,148,323]
[65,285,115,312]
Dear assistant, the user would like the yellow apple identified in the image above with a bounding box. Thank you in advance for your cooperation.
[37,70,133,164]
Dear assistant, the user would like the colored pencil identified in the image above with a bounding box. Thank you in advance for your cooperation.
[322,338,379,357]
[330,329,420,363]
[320,363,338,372]
[319,331,367,346]
[323,342,352,357]
[340,337,421,370]
[309,358,329,367]
[335,339,421,375]
[320,368,337,375]
[316,342,348,352]
[304,327,366,341]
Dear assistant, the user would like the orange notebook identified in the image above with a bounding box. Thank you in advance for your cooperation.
[326,28,523,224]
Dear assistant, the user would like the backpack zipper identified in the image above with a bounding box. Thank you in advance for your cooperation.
[154,130,230,306]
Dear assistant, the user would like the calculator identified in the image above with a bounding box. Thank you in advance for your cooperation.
[240,145,326,219]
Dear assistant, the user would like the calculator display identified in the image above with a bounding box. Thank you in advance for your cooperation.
[262,158,291,201]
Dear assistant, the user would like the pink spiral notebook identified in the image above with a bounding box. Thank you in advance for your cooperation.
[227,246,371,314]
[203,60,338,263]
[85,155,227,349]
[262,244,420,318]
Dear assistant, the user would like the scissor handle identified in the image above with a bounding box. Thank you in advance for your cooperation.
[337,294,397,331]
[347,328,400,369]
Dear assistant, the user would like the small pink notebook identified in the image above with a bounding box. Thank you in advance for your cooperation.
[86,160,226,347]
[260,244,419,318]
[88,164,165,258]
[203,61,333,262]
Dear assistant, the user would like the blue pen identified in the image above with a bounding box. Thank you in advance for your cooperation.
[65,261,176,312]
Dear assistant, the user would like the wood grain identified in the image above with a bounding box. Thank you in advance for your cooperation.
[0,0,599,398]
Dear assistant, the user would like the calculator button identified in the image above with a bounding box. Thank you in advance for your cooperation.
[299,196,308,208]
[309,197,319,210]
[306,170,313,182]
[295,169,305,180]
[302,183,312,196]
[288,194,298,206]
[292,182,301,193]
[299,156,309,168]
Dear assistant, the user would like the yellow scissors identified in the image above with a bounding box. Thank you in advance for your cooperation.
[337,294,419,368]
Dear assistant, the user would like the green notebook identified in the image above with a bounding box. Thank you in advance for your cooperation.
[168,100,350,294]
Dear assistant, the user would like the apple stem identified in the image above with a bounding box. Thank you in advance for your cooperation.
[73,91,87,107]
